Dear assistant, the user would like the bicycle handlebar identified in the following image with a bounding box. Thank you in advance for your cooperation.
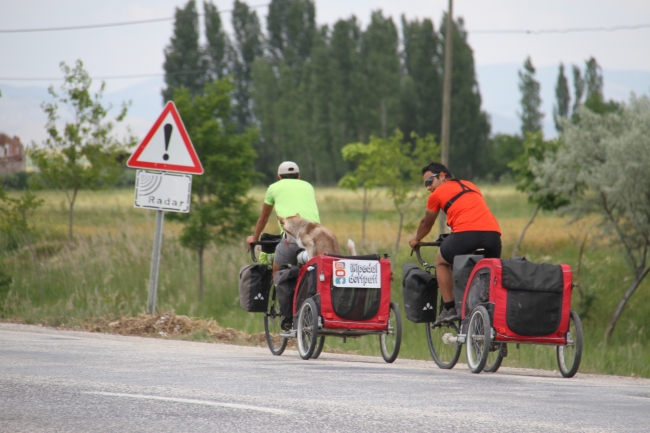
[410,234,448,266]
[248,240,282,262]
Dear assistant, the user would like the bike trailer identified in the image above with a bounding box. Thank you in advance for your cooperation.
[293,254,392,331]
[461,258,573,344]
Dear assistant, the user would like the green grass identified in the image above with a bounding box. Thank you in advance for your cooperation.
[1,185,649,378]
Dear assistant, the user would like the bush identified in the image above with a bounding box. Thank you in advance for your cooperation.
[2,172,32,190]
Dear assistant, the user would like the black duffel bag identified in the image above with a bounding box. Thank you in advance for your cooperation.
[402,263,438,323]
[275,264,300,317]
[238,264,272,312]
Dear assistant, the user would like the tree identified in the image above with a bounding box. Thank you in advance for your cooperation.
[400,16,441,141]
[340,130,440,257]
[204,0,231,81]
[360,11,400,139]
[170,78,258,300]
[231,0,263,131]
[508,131,568,257]
[0,187,44,302]
[442,15,490,179]
[518,56,544,136]
[162,0,205,102]
[329,17,364,159]
[584,57,603,101]
[266,0,315,63]
[532,96,650,340]
[339,140,384,244]
[486,134,524,182]
[553,63,571,132]
[571,65,585,117]
[30,60,131,245]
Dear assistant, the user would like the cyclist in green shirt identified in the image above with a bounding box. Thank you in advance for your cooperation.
[246,161,320,277]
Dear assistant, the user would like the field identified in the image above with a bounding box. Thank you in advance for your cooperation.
[1,185,649,378]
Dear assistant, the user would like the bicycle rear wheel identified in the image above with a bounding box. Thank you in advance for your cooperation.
[264,284,288,356]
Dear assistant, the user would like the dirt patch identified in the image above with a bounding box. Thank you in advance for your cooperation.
[71,311,270,346]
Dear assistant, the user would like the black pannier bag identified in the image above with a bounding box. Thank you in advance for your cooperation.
[402,263,438,323]
[238,264,272,312]
[275,264,300,317]
[452,255,484,313]
[501,259,564,336]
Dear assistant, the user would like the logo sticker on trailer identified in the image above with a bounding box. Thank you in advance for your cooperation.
[332,260,381,288]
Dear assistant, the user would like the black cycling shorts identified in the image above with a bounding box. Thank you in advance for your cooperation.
[439,231,502,264]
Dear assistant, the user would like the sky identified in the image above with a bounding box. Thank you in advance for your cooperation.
[1,0,650,146]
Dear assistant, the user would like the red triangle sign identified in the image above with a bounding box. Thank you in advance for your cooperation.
[127,101,203,174]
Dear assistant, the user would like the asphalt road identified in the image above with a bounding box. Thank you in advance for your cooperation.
[1,323,649,433]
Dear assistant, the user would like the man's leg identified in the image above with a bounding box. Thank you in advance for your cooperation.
[436,249,453,302]
[272,236,300,330]
[436,241,459,322]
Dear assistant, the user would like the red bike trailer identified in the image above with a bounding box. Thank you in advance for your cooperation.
[290,253,402,362]
[411,238,583,378]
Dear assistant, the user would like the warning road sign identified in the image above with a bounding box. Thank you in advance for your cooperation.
[127,101,203,174]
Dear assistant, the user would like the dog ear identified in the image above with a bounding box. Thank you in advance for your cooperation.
[277,216,284,223]
[295,213,301,218]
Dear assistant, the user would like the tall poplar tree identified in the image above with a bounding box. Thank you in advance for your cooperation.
[553,63,571,132]
[231,0,263,130]
[584,57,604,102]
[329,17,363,146]
[442,15,490,179]
[400,16,441,141]
[267,0,315,62]
[360,11,400,139]
[518,56,544,136]
[571,65,585,117]
[204,1,230,81]
[162,0,205,102]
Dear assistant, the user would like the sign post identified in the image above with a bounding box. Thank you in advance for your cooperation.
[127,101,203,314]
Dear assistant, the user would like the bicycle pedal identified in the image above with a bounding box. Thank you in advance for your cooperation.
[279,330,296,339]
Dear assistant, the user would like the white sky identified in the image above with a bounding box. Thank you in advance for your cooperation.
[1,0,650,143]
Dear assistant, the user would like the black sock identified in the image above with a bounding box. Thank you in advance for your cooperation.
[443,300,455,310]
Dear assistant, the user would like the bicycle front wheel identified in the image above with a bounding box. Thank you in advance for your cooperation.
[426,319,462,369]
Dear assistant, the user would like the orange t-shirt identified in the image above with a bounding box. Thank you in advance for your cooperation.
[426,180,501,234]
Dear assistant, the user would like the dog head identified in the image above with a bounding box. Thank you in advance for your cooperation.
[278,213,303,237]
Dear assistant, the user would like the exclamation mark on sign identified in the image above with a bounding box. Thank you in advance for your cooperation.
[163,123,172,161]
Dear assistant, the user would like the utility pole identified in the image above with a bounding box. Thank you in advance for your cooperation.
[439,0,453,234]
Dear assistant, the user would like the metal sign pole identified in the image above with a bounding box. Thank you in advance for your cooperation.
[147,209,165,314]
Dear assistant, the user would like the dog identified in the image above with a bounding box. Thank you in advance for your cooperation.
[278,214,356,259]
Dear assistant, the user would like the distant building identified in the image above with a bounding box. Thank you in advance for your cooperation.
[0,134,26,176]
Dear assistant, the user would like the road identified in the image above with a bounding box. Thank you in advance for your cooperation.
[1,323,649,432]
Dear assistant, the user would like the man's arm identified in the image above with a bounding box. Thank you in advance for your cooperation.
[409,209,439,249]
[246,203,274,247]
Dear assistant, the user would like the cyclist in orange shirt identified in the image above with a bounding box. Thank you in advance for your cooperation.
[409,162,502,323]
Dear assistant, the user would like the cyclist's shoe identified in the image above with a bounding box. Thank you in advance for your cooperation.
[281,317,293,331]
[436,307,459,323]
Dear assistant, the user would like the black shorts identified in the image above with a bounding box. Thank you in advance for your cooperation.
[439,231,502,264]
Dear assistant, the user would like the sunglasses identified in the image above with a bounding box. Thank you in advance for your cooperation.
[424,173,440,187]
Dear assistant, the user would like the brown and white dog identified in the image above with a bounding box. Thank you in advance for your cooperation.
[278,214,356,259]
